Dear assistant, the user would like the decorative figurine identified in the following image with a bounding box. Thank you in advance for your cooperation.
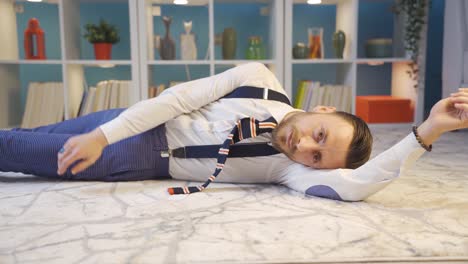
[24,18,46,60]
[160,16,176,60]
[180,20,197,60]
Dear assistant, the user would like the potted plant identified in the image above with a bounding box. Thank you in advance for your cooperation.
[83,19,120,60]
[391,0,430,89]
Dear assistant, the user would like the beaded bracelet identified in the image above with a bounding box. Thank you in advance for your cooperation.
[412,126,432,152]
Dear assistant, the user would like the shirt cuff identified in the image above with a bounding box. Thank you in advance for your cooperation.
[398,132,427,169]
[99,117,127,145]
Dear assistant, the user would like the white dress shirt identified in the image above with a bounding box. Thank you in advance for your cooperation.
[99,62,426,201]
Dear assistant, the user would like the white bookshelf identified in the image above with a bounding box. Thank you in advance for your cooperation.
[137,0,283,99]
[284,0,358,113]
[0,0,141,129]
[284,0,422,122]
[0,0,425,129]
[60,0,140,120]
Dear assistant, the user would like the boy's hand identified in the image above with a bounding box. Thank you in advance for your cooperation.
[417,88,468,146]
[429,88,468,134]
[57,128,109,175]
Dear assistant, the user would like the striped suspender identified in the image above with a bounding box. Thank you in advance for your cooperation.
[167,86,290,195]
[167,117,277,195]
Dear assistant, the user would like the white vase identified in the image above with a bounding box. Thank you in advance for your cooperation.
[180,21,197,60]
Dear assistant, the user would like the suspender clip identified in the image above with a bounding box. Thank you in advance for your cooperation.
[160,149,171,158]
[263,88,269,100]
[162,147,187,158]
[171,147,186,158]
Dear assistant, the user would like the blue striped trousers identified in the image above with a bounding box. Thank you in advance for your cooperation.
[0,108,170,181]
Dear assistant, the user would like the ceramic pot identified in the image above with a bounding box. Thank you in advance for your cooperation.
[160,16,175,60]
[365,38,392,58]
[332,30,346,58]
[292,42,308,59]
[222,28,236,60]
[94,43,112,60]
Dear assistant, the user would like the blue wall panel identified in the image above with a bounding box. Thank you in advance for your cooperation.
[424,0,445,117]
[356,64,392,96]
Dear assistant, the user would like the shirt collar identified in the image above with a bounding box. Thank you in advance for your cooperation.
[268,103,304,124]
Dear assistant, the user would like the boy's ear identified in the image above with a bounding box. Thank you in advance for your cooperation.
[311,105,337,113]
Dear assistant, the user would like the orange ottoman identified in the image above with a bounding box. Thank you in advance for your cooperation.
[356,95,414,123]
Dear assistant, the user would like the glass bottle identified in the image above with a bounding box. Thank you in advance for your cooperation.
[308,27,323,59]
[246,36,266,60]
[255,36,266,59]
[246,36,258,59]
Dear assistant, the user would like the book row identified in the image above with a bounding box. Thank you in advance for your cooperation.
[294,80,352,113]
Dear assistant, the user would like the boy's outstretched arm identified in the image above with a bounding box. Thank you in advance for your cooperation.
[281,89,468,201]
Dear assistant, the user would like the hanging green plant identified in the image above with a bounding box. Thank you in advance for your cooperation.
[391,0,430,88]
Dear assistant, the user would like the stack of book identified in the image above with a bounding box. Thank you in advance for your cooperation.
[78,80,130,116]
[148,84,166,98]
[294,80,352,112]
[21,82,64,128]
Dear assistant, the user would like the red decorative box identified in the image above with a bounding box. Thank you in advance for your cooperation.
[356,95,414,123]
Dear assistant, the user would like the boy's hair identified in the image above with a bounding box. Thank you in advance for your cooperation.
[333,111,373,169]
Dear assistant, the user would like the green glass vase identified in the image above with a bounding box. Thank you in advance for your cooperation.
[246,36,265,60]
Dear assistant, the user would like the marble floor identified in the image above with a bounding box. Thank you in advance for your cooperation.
[0,125,467,264]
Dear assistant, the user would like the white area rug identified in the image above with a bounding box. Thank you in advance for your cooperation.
[1,125,467,264]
